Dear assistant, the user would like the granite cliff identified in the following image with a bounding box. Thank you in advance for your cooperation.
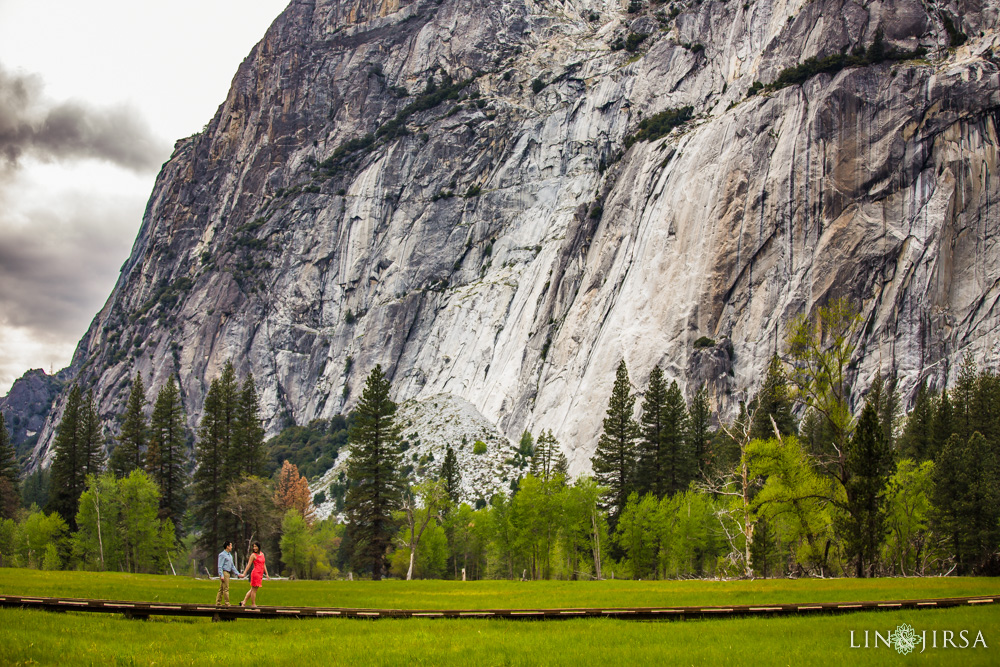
[22,0,1000,475]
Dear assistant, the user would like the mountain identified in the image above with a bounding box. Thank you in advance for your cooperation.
[22,0,1000,474]
[0,369,65,466]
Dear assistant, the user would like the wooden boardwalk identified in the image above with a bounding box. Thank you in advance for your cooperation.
[0,593,996,621]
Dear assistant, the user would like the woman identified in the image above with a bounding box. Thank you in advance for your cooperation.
[240,542,269,608]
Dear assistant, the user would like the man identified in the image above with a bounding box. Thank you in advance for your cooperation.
[215,541,241,606]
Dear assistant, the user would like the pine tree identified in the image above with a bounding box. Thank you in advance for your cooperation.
[749,354,797,441]
[898,381,936,462]
[111,374,147,478]
[48,385,85,527]
[933,430,1000,574]
[661,380,691,496]
[344,365,404,580]
[147,377,188,529]
[193,364,240,559]
[933,389,954,457]
[79,389,106,477]
[840,373,895,577]
[235,373,267,478]
[0,412,20,519]
[530,430,568,482]
[687,384,713,472]
[952,351,978,440]
[591,360,639,528]
[636,366,667,497]
[441,443,460,504]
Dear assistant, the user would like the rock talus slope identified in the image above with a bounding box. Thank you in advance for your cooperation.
[28,0,1000,474]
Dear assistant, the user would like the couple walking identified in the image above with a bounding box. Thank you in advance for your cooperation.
[216,541,270,607]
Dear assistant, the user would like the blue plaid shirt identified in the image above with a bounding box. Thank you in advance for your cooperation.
[218,550,237,577]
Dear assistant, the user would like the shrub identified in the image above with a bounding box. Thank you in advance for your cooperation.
[623,106,694,148]
[694,336,716,349]
[941,13,967,48]
[473,440,487,455]
[625,33,649,53]
[531,78,546,94]
[464,185,482,198]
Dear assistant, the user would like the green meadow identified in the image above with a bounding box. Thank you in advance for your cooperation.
[1,570,999,665]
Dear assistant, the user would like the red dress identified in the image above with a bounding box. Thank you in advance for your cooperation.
[250,553,265,587]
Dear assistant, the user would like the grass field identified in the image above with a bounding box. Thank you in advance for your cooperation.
[2,570,999,665]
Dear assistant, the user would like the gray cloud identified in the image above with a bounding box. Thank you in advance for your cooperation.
[0,63,168,173]
[0,190,135,337]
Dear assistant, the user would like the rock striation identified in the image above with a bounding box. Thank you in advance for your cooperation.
[23,0,1000,475]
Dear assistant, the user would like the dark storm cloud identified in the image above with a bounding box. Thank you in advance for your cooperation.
[0,63,167,172]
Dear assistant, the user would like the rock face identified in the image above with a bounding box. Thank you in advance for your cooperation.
[25,0,1000,475]
[312,392,522,519]
[0,369,64,464]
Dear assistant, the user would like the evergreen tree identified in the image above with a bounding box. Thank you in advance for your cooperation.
[344,365,404,580]
[591,360,639,528]
[235,372,267,478]
[146,377,188,530]
[840,374,895,577]
[0,412,20,519]
[193,364,240,559]
[933,388,954,454]
[898,381,936,462]
[48,385,86,527]
[687,384,712,472]
[79,389,106,478]
[636,366,667,497]
[441,443,460,504]
[749,354,797,441]
[878,373,901,450]
[661,380,691,496]
[933,430,1000,574]
[110,374,147,478]
[530,430,568,482]
[952,352,977,441]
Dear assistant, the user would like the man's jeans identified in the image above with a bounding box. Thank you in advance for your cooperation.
[215,572,231,605]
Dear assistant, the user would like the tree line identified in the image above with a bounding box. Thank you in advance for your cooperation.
[1,298,998,579]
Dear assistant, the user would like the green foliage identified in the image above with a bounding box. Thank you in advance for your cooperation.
[530,430,568,482]
[109,375,146,479]
[345,365,404,580]
[840,374,896,577]
[473,440,487,455]
[145,377,188,531]
[932,430,1000,574]
[531,78,546,94]
[748,354,797,441]
[882,458,936,576]
[464,184,481,198]
[74,471,176,573]
[623,106,693,148]
[441,444,460,504]
[591,360,640,528]
[748,436,835,574]
[267,416,349,481]
[193,362,240,560]
[0,413,19,519]
[786,297,859,480]
[687,384,712,473]
[624,33,648,53]
[693,336,715,349]
[751,30,927,97]
[940,13,967,48]
[48,386,104,530]
[280,509,311,579]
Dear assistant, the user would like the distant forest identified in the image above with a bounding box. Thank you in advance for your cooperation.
[1,299,997,580]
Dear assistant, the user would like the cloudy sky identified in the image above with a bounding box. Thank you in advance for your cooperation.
[0,0,290,394]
